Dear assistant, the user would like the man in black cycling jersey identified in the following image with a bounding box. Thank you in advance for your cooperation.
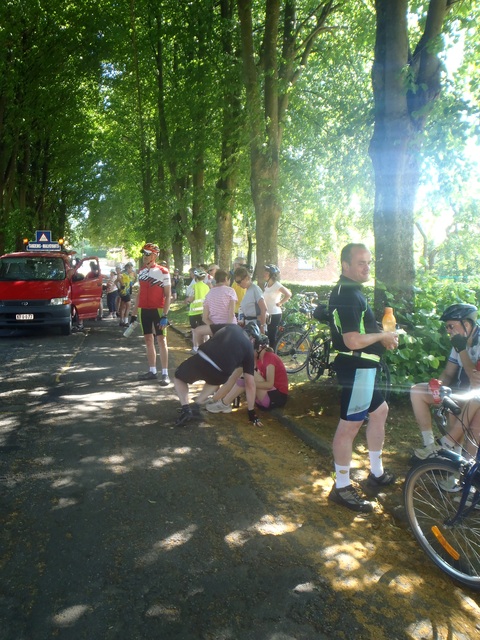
[327,243,398,513]
[173,323,263,427]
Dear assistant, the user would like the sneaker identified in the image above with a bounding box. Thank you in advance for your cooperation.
[365,470,395,488]
[175,407,193,426]
[189,348,198,354]
[206,399,232,414]
[438,473,462,493]
[328,484,374,513]
[138,371,157,381]
[412,443,442,460]
[159,374,170,387]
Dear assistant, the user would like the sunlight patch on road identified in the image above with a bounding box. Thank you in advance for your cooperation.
[151,447,194,468]
[225,514,302,548]
[136,525,198,567]
[2,387,28,396]
[145,603,180,620]
[51,604,92,627]
[51,497,79,510]
[62,391,131,402]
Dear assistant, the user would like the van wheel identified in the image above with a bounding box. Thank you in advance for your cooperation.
[61,320,72,336]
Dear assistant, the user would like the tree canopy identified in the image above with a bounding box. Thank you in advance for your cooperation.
[0,0,478,288]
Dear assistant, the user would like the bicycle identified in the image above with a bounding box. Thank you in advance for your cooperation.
[274,294,320,373]
[403,386,480,590]
[272,291,319,346]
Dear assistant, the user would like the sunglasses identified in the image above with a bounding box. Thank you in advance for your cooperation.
[141,250,153,256]
[445,323,459,330]
[235,278,246,284]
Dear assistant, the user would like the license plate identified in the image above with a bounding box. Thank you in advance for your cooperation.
[16,314,34,320]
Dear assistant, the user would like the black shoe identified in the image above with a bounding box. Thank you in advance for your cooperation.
[328,484,373,513]
[191,402,201,417]
[138,371,157,381]
[159,374,170,386]
[365,470,395,487]
[175,407,193,426]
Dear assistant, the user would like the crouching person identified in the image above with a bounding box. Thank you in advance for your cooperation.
[206,334,288,414]
[173,323,263,427]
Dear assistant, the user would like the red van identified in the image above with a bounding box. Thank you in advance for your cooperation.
[0,251,103,335]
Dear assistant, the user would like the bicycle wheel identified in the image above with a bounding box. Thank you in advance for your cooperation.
[275,327,311,374]
[376,361,391,403]
[403,458,480,590]
[306,336,330,381]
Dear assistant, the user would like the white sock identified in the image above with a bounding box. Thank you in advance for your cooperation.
[369,451,384,478]
[162,368,168,375]
[334,465,351,489]
[422,430,435,447]
[150,367,157,375]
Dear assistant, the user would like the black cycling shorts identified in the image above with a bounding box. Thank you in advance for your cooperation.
[174,354,229,386]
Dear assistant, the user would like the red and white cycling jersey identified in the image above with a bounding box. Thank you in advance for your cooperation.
[137,264,171,309]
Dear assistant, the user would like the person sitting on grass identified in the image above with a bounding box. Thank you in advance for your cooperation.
[206,334,288,414]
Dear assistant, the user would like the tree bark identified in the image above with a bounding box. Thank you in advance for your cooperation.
[370,0,454,311]
[237,0,338,279]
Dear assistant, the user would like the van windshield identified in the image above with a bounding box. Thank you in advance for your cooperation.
[0,257,66,281]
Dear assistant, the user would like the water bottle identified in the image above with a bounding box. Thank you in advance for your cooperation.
[382,307,396,332]
[123,320,138,338]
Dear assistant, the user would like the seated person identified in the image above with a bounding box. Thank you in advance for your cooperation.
[410,303,480,459]
[86,261,100,279]
[206,334,288,414]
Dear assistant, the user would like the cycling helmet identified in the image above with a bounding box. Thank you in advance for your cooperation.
[440,304,478,324]
[193,269,206,278]
[243,322,263,348]
[141,243,160,256]
[264,264,280,277]
[257,334,269,350]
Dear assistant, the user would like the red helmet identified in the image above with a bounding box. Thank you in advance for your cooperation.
[141,243,160,256]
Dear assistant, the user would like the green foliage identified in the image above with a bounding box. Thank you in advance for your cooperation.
[383,272,480,394]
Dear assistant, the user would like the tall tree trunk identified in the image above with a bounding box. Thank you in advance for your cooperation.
[237,0,339,280]
[214,0,241,271]
[370,0,455,312]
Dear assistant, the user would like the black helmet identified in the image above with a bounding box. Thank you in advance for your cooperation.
[243,322,262,348]
[257,334,269,349]
[264,264,280,276]
[440,304,478,324]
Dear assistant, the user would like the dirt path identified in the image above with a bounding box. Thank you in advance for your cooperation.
[168,329,480,639]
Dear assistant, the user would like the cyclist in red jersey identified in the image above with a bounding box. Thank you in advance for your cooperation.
[130,243,171,385]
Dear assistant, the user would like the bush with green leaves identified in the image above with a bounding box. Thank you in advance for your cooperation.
[383,272,480,396]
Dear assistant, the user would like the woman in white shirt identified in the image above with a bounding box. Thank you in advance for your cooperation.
[263,264,291,347]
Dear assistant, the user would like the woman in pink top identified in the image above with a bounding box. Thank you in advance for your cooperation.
[193,270,237,348]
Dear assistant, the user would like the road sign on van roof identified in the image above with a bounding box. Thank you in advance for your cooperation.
[26,230,61,251]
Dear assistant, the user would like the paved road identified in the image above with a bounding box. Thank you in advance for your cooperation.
[1,321,479,639]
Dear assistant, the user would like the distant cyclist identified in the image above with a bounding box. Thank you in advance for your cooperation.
[130,243,171,386]
[263,264,291,347]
